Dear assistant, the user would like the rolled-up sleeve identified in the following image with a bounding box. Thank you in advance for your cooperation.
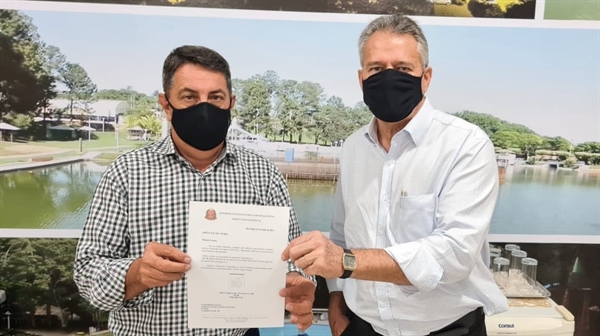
[385,138,499,293]
[268,166,316,285]
[73,160,153,311]
[326,179,346,292]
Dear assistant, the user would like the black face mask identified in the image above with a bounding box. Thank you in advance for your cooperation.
[362,69,424,123]
[169,101,231,151]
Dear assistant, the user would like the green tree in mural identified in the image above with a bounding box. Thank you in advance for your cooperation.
[236,74,274,134]
[542,136,572,152]
[0,9,58,122]
[453,111,536,138]
[574,142,600,154]
[0,33,51,121]
[232,71,371,144]
[93,87,159,116]
[468,0,505,18]
[0,238,109,329]
[59,62,98,120]
[505,0,536,19]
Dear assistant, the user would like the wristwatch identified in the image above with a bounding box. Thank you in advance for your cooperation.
[340,249,357,279]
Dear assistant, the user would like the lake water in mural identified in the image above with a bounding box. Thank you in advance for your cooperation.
[0,162,598,237]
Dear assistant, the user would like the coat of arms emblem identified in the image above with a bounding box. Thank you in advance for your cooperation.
[205,208,217,221]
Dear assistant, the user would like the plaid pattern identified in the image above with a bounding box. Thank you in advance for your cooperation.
[74,136,311,336]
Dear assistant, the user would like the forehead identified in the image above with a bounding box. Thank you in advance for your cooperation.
[171,63,228,92]
[362,31,420,65]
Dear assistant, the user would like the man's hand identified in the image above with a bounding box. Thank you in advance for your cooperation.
[281,231,345,279]
[279,272,316,330]
[328,292,349,336]
[125,242,191,300]
[330,315,350,336]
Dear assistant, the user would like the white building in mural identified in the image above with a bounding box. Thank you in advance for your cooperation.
[159,117,342,160]
[42,99,129,125]
[227,118,269,144]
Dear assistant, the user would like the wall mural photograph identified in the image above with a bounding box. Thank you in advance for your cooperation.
[22,0,539,19]
[0,0,598,336]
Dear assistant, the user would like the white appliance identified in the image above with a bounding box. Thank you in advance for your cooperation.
[486,299,574,335]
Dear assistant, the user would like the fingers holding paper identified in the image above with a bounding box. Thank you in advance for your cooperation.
[281,231,345,279]
[280,272,316,330]
[140,242,192,288]
[125,242,192,300]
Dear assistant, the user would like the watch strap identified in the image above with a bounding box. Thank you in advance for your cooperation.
[340,248,353,279]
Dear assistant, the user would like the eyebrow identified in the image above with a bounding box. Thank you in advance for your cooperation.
[209,89,226,96]
[178,87,226,96]
[365,61,416,68]
[179,87,197,95]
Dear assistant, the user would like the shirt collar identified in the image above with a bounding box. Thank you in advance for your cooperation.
[364,97,434,147]
[149,135,238,165]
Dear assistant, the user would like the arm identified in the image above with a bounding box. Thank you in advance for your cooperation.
[350,138,499,292]
[326,181,349,333]
[73,160,153,311]
[268,167,316,284]
[325,180,347,292]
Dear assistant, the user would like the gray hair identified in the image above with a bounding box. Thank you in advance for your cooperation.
[358,15,429,70]
[162,45,232,97]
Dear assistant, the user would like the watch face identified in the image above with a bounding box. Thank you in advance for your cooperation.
[343,254,357,270]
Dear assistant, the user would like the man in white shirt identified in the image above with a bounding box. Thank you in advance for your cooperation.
[281,14,508,336]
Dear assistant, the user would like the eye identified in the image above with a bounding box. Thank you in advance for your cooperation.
[182,95,195,101]
[210,95,224,101]
[369,66,382,72]
[398,67,411,72]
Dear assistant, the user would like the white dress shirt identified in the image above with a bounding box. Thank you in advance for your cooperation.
[326,98,508,336]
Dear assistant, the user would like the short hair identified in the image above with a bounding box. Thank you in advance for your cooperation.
[162,45,232,96]
[358,15,429,69]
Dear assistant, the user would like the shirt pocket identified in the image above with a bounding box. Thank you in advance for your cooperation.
[391,193,438,243]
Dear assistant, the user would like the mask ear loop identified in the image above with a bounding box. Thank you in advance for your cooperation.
[226,97,233,127]
[163,94,175,110]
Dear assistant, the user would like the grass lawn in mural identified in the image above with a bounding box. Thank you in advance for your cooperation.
[544,0,600,21]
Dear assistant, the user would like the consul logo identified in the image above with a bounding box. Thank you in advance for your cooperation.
[498,323,515,328]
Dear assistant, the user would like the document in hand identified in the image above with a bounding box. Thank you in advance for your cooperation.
[187,201,291,329]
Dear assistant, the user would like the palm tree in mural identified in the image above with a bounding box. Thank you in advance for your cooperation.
[124,113,162,139]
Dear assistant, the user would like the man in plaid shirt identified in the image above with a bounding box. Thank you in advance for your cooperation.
[73,45,316,336]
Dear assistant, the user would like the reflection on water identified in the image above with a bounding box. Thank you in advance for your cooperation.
[289,166,600,236]
[288,180,336,233]
[492,166,600,236]
[0,162,103,229]
[0,163,598,237]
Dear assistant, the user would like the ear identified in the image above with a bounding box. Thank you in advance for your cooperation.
[421,66,433,94]
[357,69,363,91]
[230,94,236,111]
[158,93,173,122]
